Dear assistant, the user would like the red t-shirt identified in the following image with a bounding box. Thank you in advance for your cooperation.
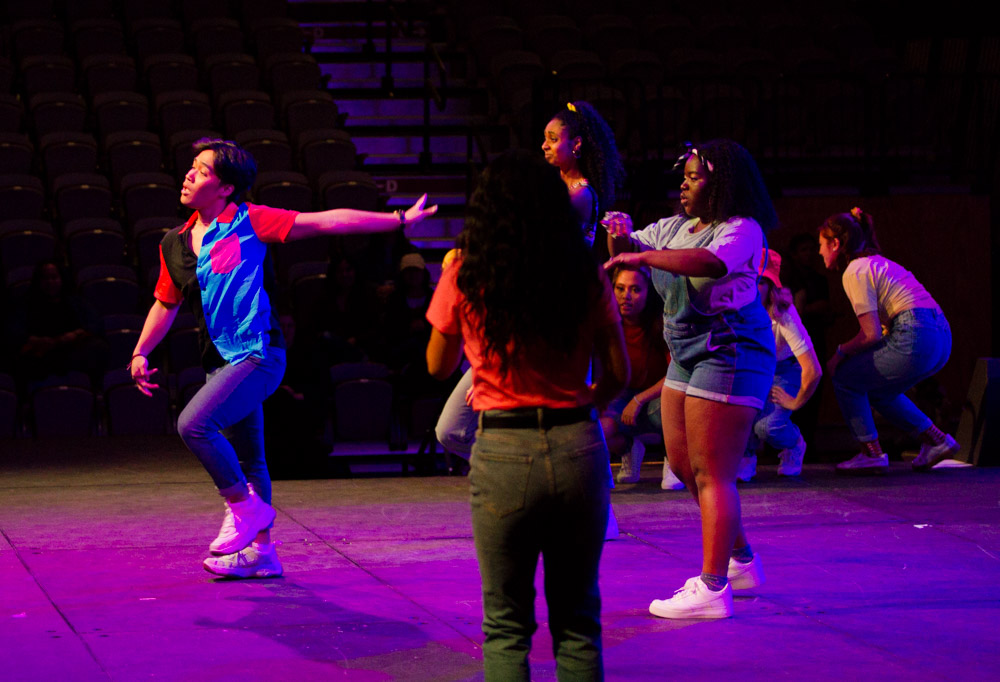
[622,319,670,390]
[426,264,620,411]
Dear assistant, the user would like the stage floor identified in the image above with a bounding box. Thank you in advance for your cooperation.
[2,436,998,681]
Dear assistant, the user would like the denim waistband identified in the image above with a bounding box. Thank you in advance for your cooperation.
[890,307,945,329]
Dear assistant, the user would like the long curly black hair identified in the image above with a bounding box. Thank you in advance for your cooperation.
[551,101,625,212]
[457,150,601,374]
[681,139,777,233]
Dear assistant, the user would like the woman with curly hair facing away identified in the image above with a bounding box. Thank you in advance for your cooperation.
[427,150,628,681]
[819,208,958,473]
[605,139,777,619]
[543,100,626,262]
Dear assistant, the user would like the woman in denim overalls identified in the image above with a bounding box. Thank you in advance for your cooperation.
[606,140,777,619]
[819,208,958,473]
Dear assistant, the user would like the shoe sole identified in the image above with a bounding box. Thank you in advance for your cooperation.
[836,465,888,475]
[203,564,283,579]
[649,601,732,619]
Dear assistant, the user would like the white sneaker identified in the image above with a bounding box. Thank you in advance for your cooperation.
[836,451,889,474]
[210,487,276,555]
[736,455,757,482]
[617,438,645,483]
[778,437,807,476]
[728,554,765,590]
[911,435,960,471]
[204,542,283,579]
[605,503,619,541]
[649,576,733,619]
[661,462,685,490]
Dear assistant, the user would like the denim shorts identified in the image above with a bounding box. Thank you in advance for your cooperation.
[663,304,776,409]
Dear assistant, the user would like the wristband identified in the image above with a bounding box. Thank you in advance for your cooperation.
[632,396,641,406]
[395,209,406,228]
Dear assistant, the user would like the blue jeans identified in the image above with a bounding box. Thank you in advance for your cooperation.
[749,355,803,453]
[470,414,610,681]
[177,346,286,503]
[832,308,951,442]
[435,368,477,459]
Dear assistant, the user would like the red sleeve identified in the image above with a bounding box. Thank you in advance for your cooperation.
[247,203,299,243]
[426,264,463,335]
[154,245,183,305]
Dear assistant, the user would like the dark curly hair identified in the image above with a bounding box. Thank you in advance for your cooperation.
[457,150,601,374]
[818,208,881,268]
[551,101,626,213]
[193,138,257,202]
[680,139,777,233]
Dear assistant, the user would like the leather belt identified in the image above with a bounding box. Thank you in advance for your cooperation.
[480,406,596,430]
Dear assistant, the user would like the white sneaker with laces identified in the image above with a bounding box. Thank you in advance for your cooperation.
[660,461,685,490]
[736,455,757,482]
[649,576,733,619]
[728,554,765,590]
[836,451,889,473]
[778,437,807,476]
[210,486,276,555]
[911,435,960,471]
[617,438,645,483]
[203,542,283,579]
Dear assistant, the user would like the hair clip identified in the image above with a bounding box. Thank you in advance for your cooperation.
[850,207,863,221]
[566,102,577,113]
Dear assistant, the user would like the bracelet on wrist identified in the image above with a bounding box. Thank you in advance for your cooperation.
[128,354,145,370]
[395,209,406,228]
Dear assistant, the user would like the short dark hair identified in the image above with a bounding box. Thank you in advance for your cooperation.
[192,138,257,201]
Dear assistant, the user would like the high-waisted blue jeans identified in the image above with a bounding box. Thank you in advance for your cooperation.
[177,346,286,503]
[832,308,951,443]
[471,414,610,681]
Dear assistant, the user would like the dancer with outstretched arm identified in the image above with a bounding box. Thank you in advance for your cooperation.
[131,138,436,578]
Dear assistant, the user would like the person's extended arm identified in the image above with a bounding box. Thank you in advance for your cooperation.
[826,310,881,375]
[771,348,822,411]
[602,212,726,277]
[426,328,463,380]
[606,248,726,278]
[129,299,181,396]
[286,194,438,240]
[592,321,630,412]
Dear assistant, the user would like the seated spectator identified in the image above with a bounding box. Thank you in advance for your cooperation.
[600,264,675,487]
[10,260,108,389]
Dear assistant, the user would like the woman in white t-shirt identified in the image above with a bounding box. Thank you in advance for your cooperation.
[819,208,958,473]
[740,250,822,480]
